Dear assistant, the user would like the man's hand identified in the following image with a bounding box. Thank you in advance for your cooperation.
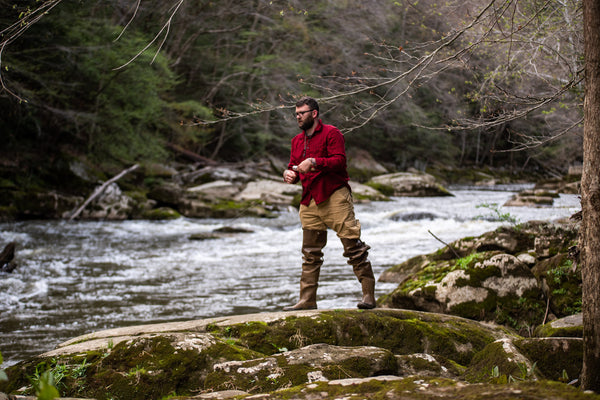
[283,169,297,184]
[297,158,315,174]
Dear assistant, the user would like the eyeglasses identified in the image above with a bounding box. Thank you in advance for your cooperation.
[295,109,313,117]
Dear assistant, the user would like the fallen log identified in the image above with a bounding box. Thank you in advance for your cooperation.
[69,164,139,221]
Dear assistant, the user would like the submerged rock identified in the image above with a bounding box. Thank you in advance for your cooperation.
[504,189,560,207]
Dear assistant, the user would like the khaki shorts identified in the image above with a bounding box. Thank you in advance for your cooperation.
[299,186,361,239]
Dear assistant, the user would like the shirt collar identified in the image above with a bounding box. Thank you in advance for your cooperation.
[304,119,323,137]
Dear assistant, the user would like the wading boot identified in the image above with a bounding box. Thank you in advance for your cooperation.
[283,229,327,311]
[340,237,376,309]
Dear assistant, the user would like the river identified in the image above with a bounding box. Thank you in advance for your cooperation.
[0,186,580,367]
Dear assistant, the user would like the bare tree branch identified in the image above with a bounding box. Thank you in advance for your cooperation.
[0,0,63,101]
[113,0,185,70]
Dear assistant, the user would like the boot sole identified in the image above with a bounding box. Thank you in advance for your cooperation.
[357,302,376,309]
[282,305,318,311]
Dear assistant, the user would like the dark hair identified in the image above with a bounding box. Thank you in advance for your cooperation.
[296,97,319,116]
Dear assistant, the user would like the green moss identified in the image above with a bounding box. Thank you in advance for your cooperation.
[2,333,269,400]
[534,324,583,338]
[208,199,274,218]
[204,346,398,394]
[404,354,443,373]
[210,320,299,355]
[544,257,582,317]
[514,338,583,382]
[464,340,525,383]
[455,252,487,269]
[274,376,598,400]
[491,293,546,334]
[206,310,499,370]
[397,260,453,293]
[142,207,181,220]
[449,295,495,321]
[383,254,429,276]
[274,377,459,399]
[364,182,395,197]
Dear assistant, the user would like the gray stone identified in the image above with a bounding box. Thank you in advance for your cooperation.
[188,180,243,199]
[235,179,301,204]
[368,171,452,197]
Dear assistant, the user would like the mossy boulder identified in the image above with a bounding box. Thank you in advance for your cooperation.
[0,309,590,400]
[8,190,83,219]
[464,338,541,383]
[0,309,508,398]
[464,336,583,385]
[367,171,453,197]
[535,313,583,338]
[515,337,583,382]
[139,206,181,220]
[346,147,389,182]
[378,221,580,334]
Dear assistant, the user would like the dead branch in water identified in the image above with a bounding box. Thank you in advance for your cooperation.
[69,164,139,221]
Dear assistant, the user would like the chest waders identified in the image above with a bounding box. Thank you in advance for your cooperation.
[283,231,376,311]
[283,229,326,311]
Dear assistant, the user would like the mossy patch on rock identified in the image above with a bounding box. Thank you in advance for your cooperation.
[206,310,505,369]
[275,376,600,400]
[141,206,181,220]
[205,343,398,393]
[515,337,583,383]
[0,332,263,400]
[464,338,539,383]
[534,314,583,338]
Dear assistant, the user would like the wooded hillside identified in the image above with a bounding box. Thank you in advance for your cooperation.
[0,0,584,191]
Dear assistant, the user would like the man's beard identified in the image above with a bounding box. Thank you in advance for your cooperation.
[299,116,314,131]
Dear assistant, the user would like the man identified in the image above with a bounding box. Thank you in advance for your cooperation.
[282,96,376,311]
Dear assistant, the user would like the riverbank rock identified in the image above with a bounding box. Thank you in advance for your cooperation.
[347,148,389,181]
[76,182,136,220]
[534,175,581,195]
[0,309,592,400]
[141,162,390,219]
[350,181,389,202]
[6,190,84,220]
[367,170,452,197]
[378,220,581,335]
[504,189,560,207]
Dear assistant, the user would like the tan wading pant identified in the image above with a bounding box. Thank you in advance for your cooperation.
[295,186,376,309]
[299,186,361,238]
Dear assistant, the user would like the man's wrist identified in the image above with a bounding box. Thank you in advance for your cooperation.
[310,158,317,167]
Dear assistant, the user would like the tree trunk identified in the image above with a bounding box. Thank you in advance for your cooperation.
[581,0,600,391]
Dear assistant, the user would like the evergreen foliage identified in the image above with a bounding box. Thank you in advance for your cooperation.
[0,0,583,185]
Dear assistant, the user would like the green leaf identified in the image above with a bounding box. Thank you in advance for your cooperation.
[35,371,60,400]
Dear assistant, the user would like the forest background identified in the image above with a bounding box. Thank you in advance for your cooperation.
[0,0,584,196]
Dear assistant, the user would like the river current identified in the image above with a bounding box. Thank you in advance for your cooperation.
[0,186,580,367]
